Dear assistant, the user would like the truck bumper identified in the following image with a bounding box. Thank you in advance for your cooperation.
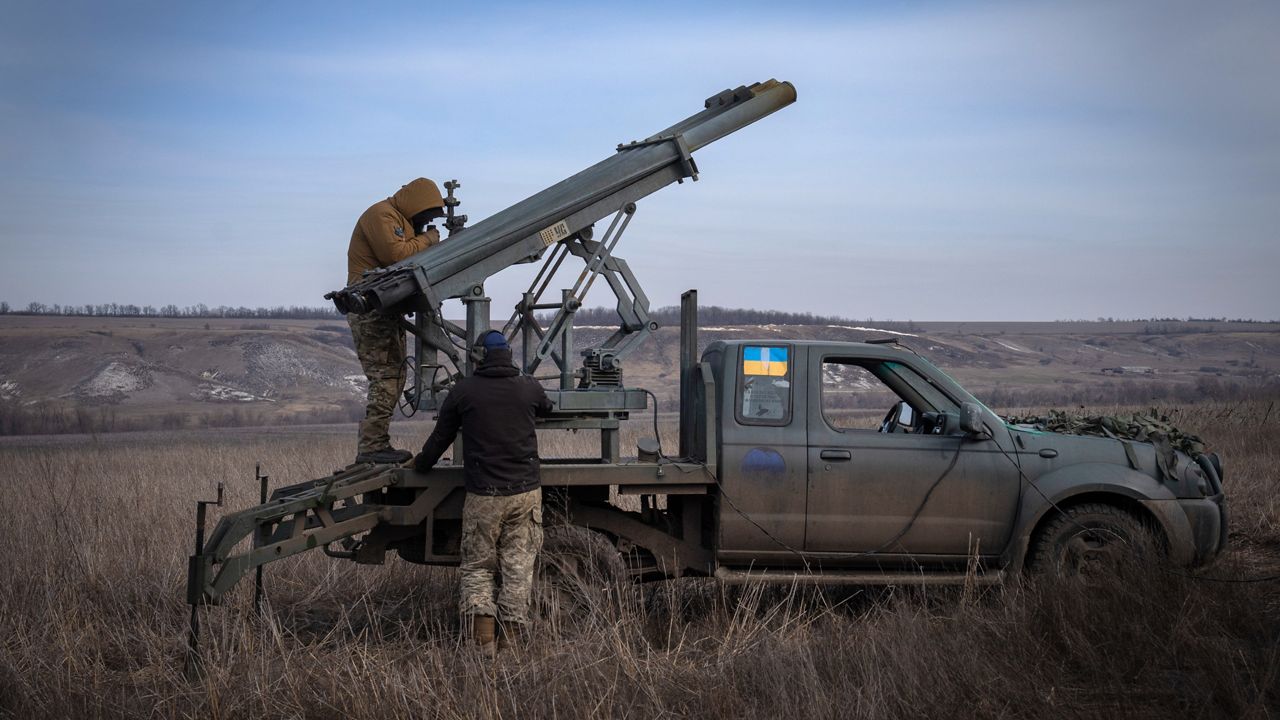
[1178,493,1227,567]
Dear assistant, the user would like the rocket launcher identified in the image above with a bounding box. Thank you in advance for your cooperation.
[327,79,795,316]
[326,79,795,422]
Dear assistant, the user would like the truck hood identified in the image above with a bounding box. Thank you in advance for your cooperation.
[1007,424,1148,471]
[1006,424,1212,499]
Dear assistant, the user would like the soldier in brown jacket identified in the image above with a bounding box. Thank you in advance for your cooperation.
[347,178,446,464]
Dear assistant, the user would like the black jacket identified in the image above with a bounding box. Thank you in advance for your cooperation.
[414,348,554,495]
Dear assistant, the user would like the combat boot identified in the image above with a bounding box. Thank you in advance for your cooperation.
[355,448,413,465]
[497,621,529,652]
[472,615,498,661]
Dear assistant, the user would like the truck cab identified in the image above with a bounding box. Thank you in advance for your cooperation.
[704,340,1020,572]
[698,339,1226,578]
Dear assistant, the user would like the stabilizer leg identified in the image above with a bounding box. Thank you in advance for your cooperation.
[186,463,400,608]
[184,482,224,680]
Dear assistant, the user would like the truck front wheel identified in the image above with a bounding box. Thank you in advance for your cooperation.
[1028,503,1163,577]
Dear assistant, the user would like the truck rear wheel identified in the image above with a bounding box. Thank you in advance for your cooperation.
[535,525,625,619]
[1028,502,1162,577]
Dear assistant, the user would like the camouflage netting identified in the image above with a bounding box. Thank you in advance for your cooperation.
[1004,409,1208,479]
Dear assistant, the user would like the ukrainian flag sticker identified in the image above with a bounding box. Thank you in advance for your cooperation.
[743,346,788,377]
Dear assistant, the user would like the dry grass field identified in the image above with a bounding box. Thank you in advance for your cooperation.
[1,403,1278,718]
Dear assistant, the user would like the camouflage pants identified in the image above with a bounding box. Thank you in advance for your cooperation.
[459,488,543,625]
[347,311,406,454]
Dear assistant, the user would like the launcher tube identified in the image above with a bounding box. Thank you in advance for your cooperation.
[330,79,796,314]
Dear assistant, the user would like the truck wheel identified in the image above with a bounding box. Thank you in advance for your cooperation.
[535,525,625,619]
[1028,503,1161,577]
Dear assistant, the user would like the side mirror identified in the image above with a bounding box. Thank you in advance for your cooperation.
[897,402,915,429]
[959,402,988,437]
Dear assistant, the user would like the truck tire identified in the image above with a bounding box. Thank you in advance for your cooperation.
[1028,502,1162,577]
[535,525,626,619]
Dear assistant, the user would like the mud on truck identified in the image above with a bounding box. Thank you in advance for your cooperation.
[186,79,1227,629]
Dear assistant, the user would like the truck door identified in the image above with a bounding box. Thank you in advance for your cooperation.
[716,343,810,567]
[804,351,1019,565]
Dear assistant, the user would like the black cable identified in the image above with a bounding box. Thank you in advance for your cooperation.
[397,355,418,418]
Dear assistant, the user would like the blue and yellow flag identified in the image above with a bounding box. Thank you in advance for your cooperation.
[743,346,788,376]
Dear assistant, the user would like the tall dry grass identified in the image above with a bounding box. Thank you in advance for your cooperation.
[0,404,1277,718]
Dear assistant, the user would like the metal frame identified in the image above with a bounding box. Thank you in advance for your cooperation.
[187,460,717,605]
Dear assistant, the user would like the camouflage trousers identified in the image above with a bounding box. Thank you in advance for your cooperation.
[459,488,544,625]
[347,311,407,455]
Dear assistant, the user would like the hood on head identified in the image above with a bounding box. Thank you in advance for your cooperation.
[390,178,445,219]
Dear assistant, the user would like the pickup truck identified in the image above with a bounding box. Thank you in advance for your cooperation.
[189,311,1227,603]
[698,337,1226,579]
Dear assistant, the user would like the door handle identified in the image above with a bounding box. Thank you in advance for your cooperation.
[820,449,852,461]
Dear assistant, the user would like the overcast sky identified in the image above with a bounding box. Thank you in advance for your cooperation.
[1,1,1276,321]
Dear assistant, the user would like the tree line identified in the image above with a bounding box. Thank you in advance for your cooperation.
[5,301,906,328]
[3,300,1271,325]
[0,301,342,319]
[549,304,919,329]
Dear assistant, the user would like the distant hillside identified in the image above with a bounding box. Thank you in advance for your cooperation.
[0,317,365,434]
[0,315,1276,434]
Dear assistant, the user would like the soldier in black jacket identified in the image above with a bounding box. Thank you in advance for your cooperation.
[414,330,553,656]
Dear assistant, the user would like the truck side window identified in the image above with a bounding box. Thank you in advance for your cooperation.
[737,345,792,426]
[821,361,902,431]
[821,358,960,432]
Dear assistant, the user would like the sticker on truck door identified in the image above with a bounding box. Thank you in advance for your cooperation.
[743,346,788,376]
[738,345,792,426]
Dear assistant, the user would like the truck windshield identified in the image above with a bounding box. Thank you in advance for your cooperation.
[881,361,958,414]
[908,356,999,418]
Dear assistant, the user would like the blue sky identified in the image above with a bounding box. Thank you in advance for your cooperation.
[1,1,1276,320]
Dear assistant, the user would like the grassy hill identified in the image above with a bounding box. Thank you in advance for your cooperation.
[0,315,1276,434]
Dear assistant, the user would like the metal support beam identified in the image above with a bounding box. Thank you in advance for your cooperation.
[679,289,698,459]
[461,286,491,374]
[253,464,268,614]
[601,427,620,463]
[457,286,490,463]
[559,289,575,390]
[520,291,536,370]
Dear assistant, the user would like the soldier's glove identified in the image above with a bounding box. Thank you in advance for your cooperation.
[413,452,433,474]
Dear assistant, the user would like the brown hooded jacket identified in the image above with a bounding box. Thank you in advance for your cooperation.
[347,178,446,285]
